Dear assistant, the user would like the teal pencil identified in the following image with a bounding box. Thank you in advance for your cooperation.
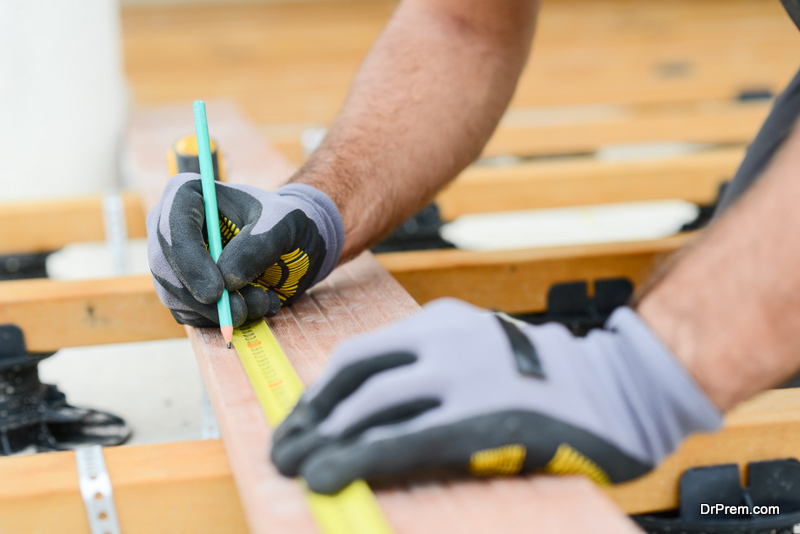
[193,100,234,348]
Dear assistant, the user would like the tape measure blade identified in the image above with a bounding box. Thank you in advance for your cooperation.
[233,319,304,427]
[306,480,394,534]
[232,319,395,534]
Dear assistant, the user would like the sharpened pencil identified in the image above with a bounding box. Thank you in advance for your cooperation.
[193,100,234,348]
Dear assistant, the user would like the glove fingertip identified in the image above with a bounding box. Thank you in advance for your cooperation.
[301,452,352,495]
[271,442,300,477]
[264,290,283,317]
[222,270,250,291]
[190,276,225,306]
[230,291,249,327]
[271,430,333,481]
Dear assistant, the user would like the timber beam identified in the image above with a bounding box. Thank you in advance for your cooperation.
[0,275,185,353]
[0,385,799,526]
[482,100,770,159]
[438,146,742,220]
[2,145,736,257]
[0,440,247,534]
[0,194,147,255]
[378,233,694,314]
[609,388,800,514]
[0,235,692,352]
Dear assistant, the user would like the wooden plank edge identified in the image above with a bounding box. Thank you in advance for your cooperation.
[378,234,695,314]
[0,193,147,255]
[0,275,185,353]
[438,146,743,220]
[0,440,247,534]
[0,236,693,352]
[607,388,800,514]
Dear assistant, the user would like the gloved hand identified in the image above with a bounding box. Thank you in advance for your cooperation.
[147,173,344,327]
[271,298,722,494]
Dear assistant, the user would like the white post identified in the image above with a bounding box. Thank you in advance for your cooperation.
[0,0,128,203]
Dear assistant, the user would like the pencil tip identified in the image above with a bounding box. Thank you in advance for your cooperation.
[220,325,234,349]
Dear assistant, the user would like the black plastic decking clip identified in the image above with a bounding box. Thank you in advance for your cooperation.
[0,323,130,455]
[635,459,800,534]
[515,278,633,335]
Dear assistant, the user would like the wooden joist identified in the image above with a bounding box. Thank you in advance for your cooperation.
[0,440,247,534]
[0,275,184,353]
[269,96,771,165]
[1,234,693,352]
[379,234,693,314]
[438,145,742,220]
[483,100,768,159]
[1,143,732,257]
[0,194,147,255]
[609,388,800,514]
[121,0,799,124]
[121,0,799,163]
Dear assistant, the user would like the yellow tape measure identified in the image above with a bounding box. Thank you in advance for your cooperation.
[232,320,394,534]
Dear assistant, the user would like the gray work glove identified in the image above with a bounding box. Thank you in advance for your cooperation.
[271,298,722,494]
[147,173,344,327]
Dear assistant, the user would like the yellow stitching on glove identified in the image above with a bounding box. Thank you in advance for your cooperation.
[256,248,310,302]
[541,443,611,486]
[469,444,526,476]
[211,215,311,304]
[219,216,240,246]
[260,263,283,289]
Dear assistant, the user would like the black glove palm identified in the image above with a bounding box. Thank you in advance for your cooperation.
[147,174,344,327]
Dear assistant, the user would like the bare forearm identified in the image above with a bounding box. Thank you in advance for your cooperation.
[291,0,539,261]
[638,128,800,411]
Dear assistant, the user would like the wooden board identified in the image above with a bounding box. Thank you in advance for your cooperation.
[0,193,147,255]
[121,0,799,123]
[130,103,641,533]
[0,440,247,534]
[0,275,185,353]
[379,234,692,314]
[269,99,770,164]
[1,390,797,530]
[0,233,692,352]
[609,388,800,514]
[0,143,737,254]
[0,142,728,256]
[438,145,742,219]
[482,100,769,159]
[121,0,799,162]
[187,251,640,534]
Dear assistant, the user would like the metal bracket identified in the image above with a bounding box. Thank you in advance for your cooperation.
[76,445,122,534]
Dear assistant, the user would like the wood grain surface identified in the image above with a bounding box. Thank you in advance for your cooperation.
[1,142,737,253]
[379,233,693,313]
[0,440,247,534]
[0,193,146,255]
[0,233,689,352]
[438,146,742,220]
[0,275,185,353]
[121,0,800,162]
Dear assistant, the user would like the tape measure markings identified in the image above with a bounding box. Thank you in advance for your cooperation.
[232,319,394,534]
